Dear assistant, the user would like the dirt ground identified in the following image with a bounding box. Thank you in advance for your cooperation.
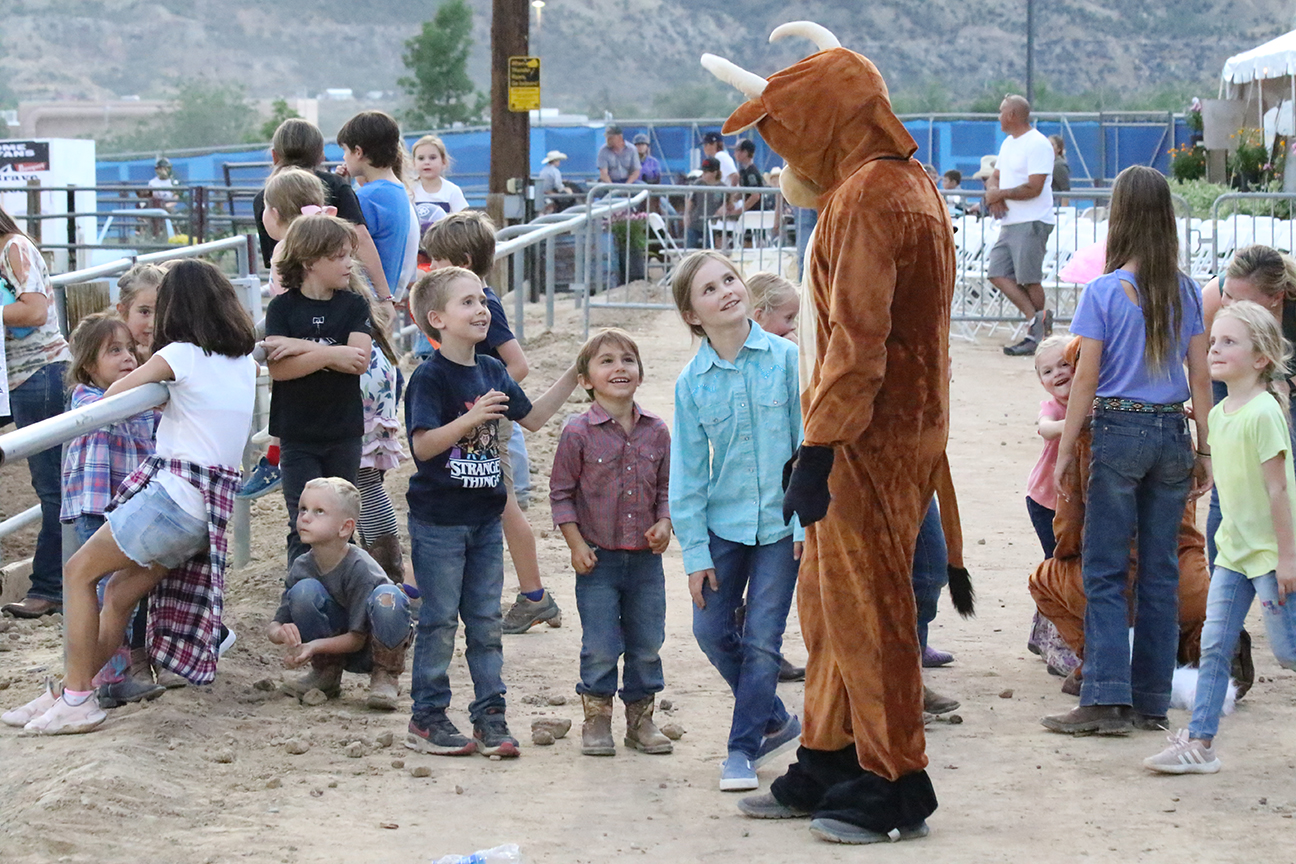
[1,295,1294,864]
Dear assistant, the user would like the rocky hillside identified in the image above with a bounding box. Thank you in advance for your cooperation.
[2,0,1293,116]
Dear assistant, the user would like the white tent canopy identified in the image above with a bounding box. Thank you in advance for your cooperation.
[1221,30,1296,127]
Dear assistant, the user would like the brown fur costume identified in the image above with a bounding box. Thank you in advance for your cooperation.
[1029,423,1209,666]
[708,30,955,831]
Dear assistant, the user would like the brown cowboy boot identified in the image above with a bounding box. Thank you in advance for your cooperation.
[366,638,408,711]
[581,694,616,756]
[281,655,344,700]
[363,534,405,584]
[624,695,673,754]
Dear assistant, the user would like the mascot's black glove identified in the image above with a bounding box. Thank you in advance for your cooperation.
[782,444,834,527]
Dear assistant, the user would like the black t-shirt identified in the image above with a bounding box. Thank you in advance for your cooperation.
[738,163,764,188]
[254,169,368,268]
[265,289,371,442]
[477,286,516,364]
[405,351,533,525]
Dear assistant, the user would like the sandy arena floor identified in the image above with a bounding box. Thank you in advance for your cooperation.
[0,295,1293,863]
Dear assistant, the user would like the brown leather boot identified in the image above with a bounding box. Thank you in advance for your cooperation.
[624,695,672,754]
[281,655,344,699]
[363,534,405,584]
[366,639,407,711]
[581,694,615,756]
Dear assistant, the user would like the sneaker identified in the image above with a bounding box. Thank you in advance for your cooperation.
[737,792,811,819]
[97,677,165,710]
[720,752,759,791]
[809,817,930,844]
[1144,730,1221,774]
[500,591,562,634]
[218,625,237,658]
[473,708,521,757]
[236,457,281,500]
[2,680,59,727]
[922,646,954,668]
[23,693,106,735]
[755,714,801,767]
[1003,336,1039,357]
[406,710,476,756]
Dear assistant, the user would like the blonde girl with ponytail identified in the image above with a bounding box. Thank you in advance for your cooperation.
[1145,299,1296,774]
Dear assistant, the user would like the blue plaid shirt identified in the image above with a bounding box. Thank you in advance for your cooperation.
[669,321,803,573]
[60,384,158,521]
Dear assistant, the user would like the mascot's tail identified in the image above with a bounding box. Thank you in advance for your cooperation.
[934,453,975,617]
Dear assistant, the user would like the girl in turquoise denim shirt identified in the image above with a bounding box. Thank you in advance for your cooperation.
[668,250,804,793]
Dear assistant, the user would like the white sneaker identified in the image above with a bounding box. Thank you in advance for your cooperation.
[1143,729,1221,774]
[2,680,59,727]
[23,694,106,735]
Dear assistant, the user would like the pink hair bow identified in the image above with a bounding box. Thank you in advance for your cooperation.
[300,205,339,217]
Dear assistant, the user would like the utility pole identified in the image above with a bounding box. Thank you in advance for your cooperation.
[488,0,529,229]
[1026,0,1035,105]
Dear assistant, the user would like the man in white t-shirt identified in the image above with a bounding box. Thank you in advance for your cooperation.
[984,95,1055,356]
[702,132,739,186]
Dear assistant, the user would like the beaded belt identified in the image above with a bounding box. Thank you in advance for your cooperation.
[1093,397,1185,414]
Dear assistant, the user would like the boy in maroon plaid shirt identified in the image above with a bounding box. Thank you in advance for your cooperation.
[550,329,673,757]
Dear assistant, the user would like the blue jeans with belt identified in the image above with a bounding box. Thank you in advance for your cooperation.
[1080,406,1193,715]
[10,362,67,602]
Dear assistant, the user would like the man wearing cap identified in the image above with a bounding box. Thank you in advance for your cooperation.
[539,149,572,212]
[633,134,663,184]
[702,132,739,186]
[983,94,1055,357]
[598,125,641,185]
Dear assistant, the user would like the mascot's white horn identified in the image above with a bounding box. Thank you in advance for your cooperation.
[700,53,767,99]
[768,21,841,51]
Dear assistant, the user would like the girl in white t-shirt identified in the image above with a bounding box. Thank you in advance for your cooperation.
[3,260,257,735]
[411,135,469,237]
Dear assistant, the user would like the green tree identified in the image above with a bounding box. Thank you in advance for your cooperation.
[254,98,303,143]
[399,0,487,129]
[100,79,256,153]
[650,82,737,119]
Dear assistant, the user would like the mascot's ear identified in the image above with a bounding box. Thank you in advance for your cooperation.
[779,167,821,209]
[701,53,768,131]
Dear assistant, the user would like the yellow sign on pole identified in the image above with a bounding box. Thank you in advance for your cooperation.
[508,56,541,112]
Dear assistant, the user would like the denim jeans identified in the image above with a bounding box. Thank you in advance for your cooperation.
[279,436,362,564]
[508,420,531,505]
[286,578,411,673]
[574,547,666,703]
[408,515,506,721]
[1080,407,1194,714]
[1026,495,1057,559]
[1190,566,1296,739]
[692,532,798,759]
[10,362,67,601]
[911,498,948,651]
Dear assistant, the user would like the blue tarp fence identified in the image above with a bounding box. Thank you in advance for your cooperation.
[95,113,1192,210]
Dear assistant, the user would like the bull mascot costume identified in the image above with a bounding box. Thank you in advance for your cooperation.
[703,22,965,843]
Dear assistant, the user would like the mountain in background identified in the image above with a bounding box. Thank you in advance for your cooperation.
[2,0,1294,123]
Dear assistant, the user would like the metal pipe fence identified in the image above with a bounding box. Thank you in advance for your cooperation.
[1208,193,1296,279]
[579,182,792,338]
[0,236,266,574]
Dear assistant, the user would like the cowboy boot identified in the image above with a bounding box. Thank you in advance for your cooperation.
[581,694,616,756]
[624,695,673,754]
[281,655,344,700]
[367,638,408,711]
[364,534,405,585]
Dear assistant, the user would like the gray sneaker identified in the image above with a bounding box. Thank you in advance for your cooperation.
[1143,729,1221,774]
[501,591,562,634]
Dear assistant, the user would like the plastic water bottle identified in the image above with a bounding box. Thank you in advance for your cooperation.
[431,844,522,864]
